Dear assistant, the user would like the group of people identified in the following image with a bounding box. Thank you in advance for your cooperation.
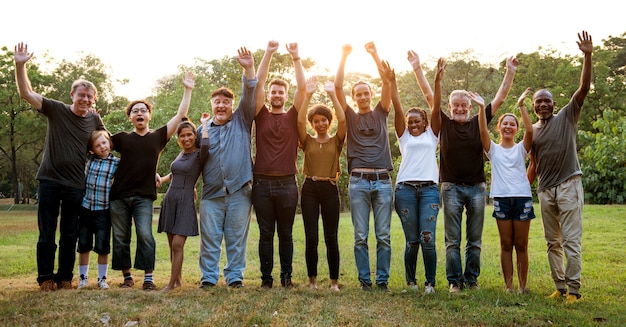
[14,30,592,304]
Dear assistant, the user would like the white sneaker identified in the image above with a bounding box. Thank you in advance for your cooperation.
[78,278,88,289]
[98,278,110,290]
[425,284,435,295]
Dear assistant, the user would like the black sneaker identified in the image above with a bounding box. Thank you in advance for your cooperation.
[360,281,372,291]
[377,283,391,293]
[200,281,216,289]
[228,281,244,288]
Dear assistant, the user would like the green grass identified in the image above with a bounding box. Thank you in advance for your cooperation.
[0,205,624,326]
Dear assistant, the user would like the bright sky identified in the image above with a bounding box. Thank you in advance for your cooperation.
[5,0,624,100]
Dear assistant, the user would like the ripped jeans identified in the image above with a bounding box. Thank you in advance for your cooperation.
[394,183,440,286]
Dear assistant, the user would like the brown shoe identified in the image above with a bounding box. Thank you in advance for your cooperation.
[142,281,156,291]
[40,279,56,292]
[57,280,73,290]
[120,278,135,288]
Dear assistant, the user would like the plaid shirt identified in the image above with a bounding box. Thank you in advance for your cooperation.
[81,153,120,211]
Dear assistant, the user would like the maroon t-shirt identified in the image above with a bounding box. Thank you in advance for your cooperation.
[253,105,299,175]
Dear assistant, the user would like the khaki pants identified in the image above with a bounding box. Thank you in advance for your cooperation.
[537,175,583,294]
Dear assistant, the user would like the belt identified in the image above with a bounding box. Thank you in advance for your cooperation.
[351,171,390,181]
[305,176,337,182]
[400,181,435,188]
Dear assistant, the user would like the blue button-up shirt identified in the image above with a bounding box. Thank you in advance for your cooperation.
[200,76,257,199]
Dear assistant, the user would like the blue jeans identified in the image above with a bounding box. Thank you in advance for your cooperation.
[394,183,439,286]
[349,175,392,285]
[36,180,83,284]
[252,175,298,282]
[110,197,155,271]
[301,179,340,280]
[441,182,486,286]
[199,184,252,285]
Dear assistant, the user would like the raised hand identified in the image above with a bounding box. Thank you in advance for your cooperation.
[237,47,254,69]
[266,40,279,54]
[182,72,196,90]
[379,60,396,83]
[286,42,299,58]
[435,58,446,82]
[577,30,593,54]
[342,44,352,58]
[324,80,335,94]
[14,42,34,64]
[517,87,532,107]
[506,56,519,71]
[305,76,317,95]
[364,41,377,55]
[469,91,485,108]
[407,50,422,70]
[200,112,211,126]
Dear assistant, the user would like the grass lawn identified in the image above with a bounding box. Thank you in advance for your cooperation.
[0,203,624,326]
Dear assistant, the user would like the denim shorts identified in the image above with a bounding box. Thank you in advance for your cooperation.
[77,208,111,254]
[492,197,536,221]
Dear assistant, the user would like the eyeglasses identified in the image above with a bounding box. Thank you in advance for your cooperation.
[130,108,149,114]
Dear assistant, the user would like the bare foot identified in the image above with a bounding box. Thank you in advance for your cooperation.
[309,283,318,289]
[330,284,340,292]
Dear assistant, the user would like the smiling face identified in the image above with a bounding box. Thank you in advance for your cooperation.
[351,83,373,112]
[497,114,519,142]
[311,114,330,136]
[267,84,288,110]
[533,89,555,120]
[177,126,197,152]
[448,91,472,123]
[70,85,96,116]
[406,110,427,136]
[211,94,233,125]
[90,133,111,158]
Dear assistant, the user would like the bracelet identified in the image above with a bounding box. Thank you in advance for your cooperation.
[293,57,301,61]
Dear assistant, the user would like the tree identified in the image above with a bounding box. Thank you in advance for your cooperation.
[0,46,50,204]
[580,109,626,204]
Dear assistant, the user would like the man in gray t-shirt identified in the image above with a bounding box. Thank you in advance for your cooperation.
[527,31,593,304]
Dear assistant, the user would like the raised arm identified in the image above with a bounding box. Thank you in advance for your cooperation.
[255,41,279,114]
[365,42,390,111]
[377,60,404,137]
[166,72,196,139]
[517,87,533,152]
[298,76,317,144]
[286,43,307,112]
[430,58,445,136]
[490,56,519,116]
[14,43,43,110]
[472,92,490,152]
[407,50,434,108]
[573,30,593,107]
[325,81,346,142]
[334,44,352,111]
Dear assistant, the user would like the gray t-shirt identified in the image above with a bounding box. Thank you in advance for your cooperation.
[37,98,105,189]
[345,102,393,172]
[532,97,582,192]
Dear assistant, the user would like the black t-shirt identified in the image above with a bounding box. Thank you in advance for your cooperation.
[37,98,105,188]
[110,125,169,200]
[439,104,493,184]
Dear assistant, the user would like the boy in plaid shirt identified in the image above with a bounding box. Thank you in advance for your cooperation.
[77,130,119,289]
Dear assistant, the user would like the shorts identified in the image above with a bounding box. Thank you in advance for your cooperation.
[492,197,535,221]
[77,208,111,254]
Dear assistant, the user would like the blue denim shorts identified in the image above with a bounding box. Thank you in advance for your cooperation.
[492,197,536,221]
